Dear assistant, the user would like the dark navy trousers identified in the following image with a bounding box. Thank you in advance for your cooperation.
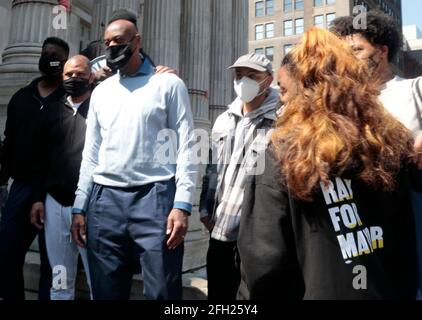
[86,178,184,300]
[0,181,52,300]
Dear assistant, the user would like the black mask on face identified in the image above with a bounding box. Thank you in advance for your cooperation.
[39,55,64,80]
[105,39,135,72]
[63,77,91,97]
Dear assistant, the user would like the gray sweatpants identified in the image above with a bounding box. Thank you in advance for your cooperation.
[44,194,91,300]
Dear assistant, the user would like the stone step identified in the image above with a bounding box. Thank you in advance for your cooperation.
[29,229,209,272]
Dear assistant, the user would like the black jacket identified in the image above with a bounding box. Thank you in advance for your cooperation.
[238,147,418,300]
[33,96,90,207]
[0,78,65,185]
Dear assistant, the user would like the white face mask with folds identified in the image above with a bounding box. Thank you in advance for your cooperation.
[233,76,268,103]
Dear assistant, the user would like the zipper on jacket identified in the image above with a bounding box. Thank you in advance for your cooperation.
[70,111,78,147]
[33,94,44,110]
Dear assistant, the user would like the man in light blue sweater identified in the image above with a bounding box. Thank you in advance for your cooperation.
[70,18,198,300]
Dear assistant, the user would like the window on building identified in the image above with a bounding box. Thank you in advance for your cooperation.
[255,48,264,55]
[284,44,293,55]
[295,18,304,34]
[266,0,275,15]
[79,22,91,53]
[314,0,323,6]
[284,0,292,12]
[265,46,274,61]
[326,13,336,27]
[326,0,335,4]
[256,0,275,16]
[295,0,304,10]
[255,24,264,40]
[314,15,324,28]
[284,20,293,36]
[266,23,275,38]
[255,1,264,17]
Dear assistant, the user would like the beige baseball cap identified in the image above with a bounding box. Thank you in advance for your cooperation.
[228,53,273,74]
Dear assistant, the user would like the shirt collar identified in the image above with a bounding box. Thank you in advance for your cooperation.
[66,96,82,107]
[119,54,155,78]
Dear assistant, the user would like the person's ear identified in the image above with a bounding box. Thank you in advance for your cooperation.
[89,72,95,84]
[135,34,141,50]
[379,45,389,60]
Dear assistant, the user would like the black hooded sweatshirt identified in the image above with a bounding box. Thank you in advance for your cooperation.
[1,77,65,185]
[238,147,419,300]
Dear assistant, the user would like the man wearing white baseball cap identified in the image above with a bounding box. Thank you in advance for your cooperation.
[199,53,281,300]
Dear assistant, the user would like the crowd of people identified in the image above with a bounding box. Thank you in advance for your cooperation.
[0,8,421,300]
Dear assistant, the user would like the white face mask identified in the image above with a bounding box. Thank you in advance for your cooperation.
[234,76,268,103]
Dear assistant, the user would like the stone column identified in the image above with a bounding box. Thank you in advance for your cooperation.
[232,0,248,61]
[142,0,182,69]
[0,0,70,111]
[180,0,211,132]
[209,0,233,125]
[90,0,141,41]
[0,0,72,75]
[232,0,248,101]
[179,0,212,271]
[0,0,12,62]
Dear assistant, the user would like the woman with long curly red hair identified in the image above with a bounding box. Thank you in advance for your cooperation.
[237,28,422,300]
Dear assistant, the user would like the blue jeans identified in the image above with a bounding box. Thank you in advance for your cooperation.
[86,179,184,300]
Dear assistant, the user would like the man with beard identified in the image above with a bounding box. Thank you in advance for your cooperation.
[0,37,69,300]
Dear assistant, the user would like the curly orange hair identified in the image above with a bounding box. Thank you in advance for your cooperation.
[272,28,414,201]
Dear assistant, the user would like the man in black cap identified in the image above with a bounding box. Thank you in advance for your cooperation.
[0,37,69,300]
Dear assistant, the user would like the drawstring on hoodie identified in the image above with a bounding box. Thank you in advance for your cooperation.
[33,95,45,110]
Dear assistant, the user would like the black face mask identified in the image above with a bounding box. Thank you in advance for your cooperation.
[105,41,135,72]
[63,77,91,97]
[39,56,64,80]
